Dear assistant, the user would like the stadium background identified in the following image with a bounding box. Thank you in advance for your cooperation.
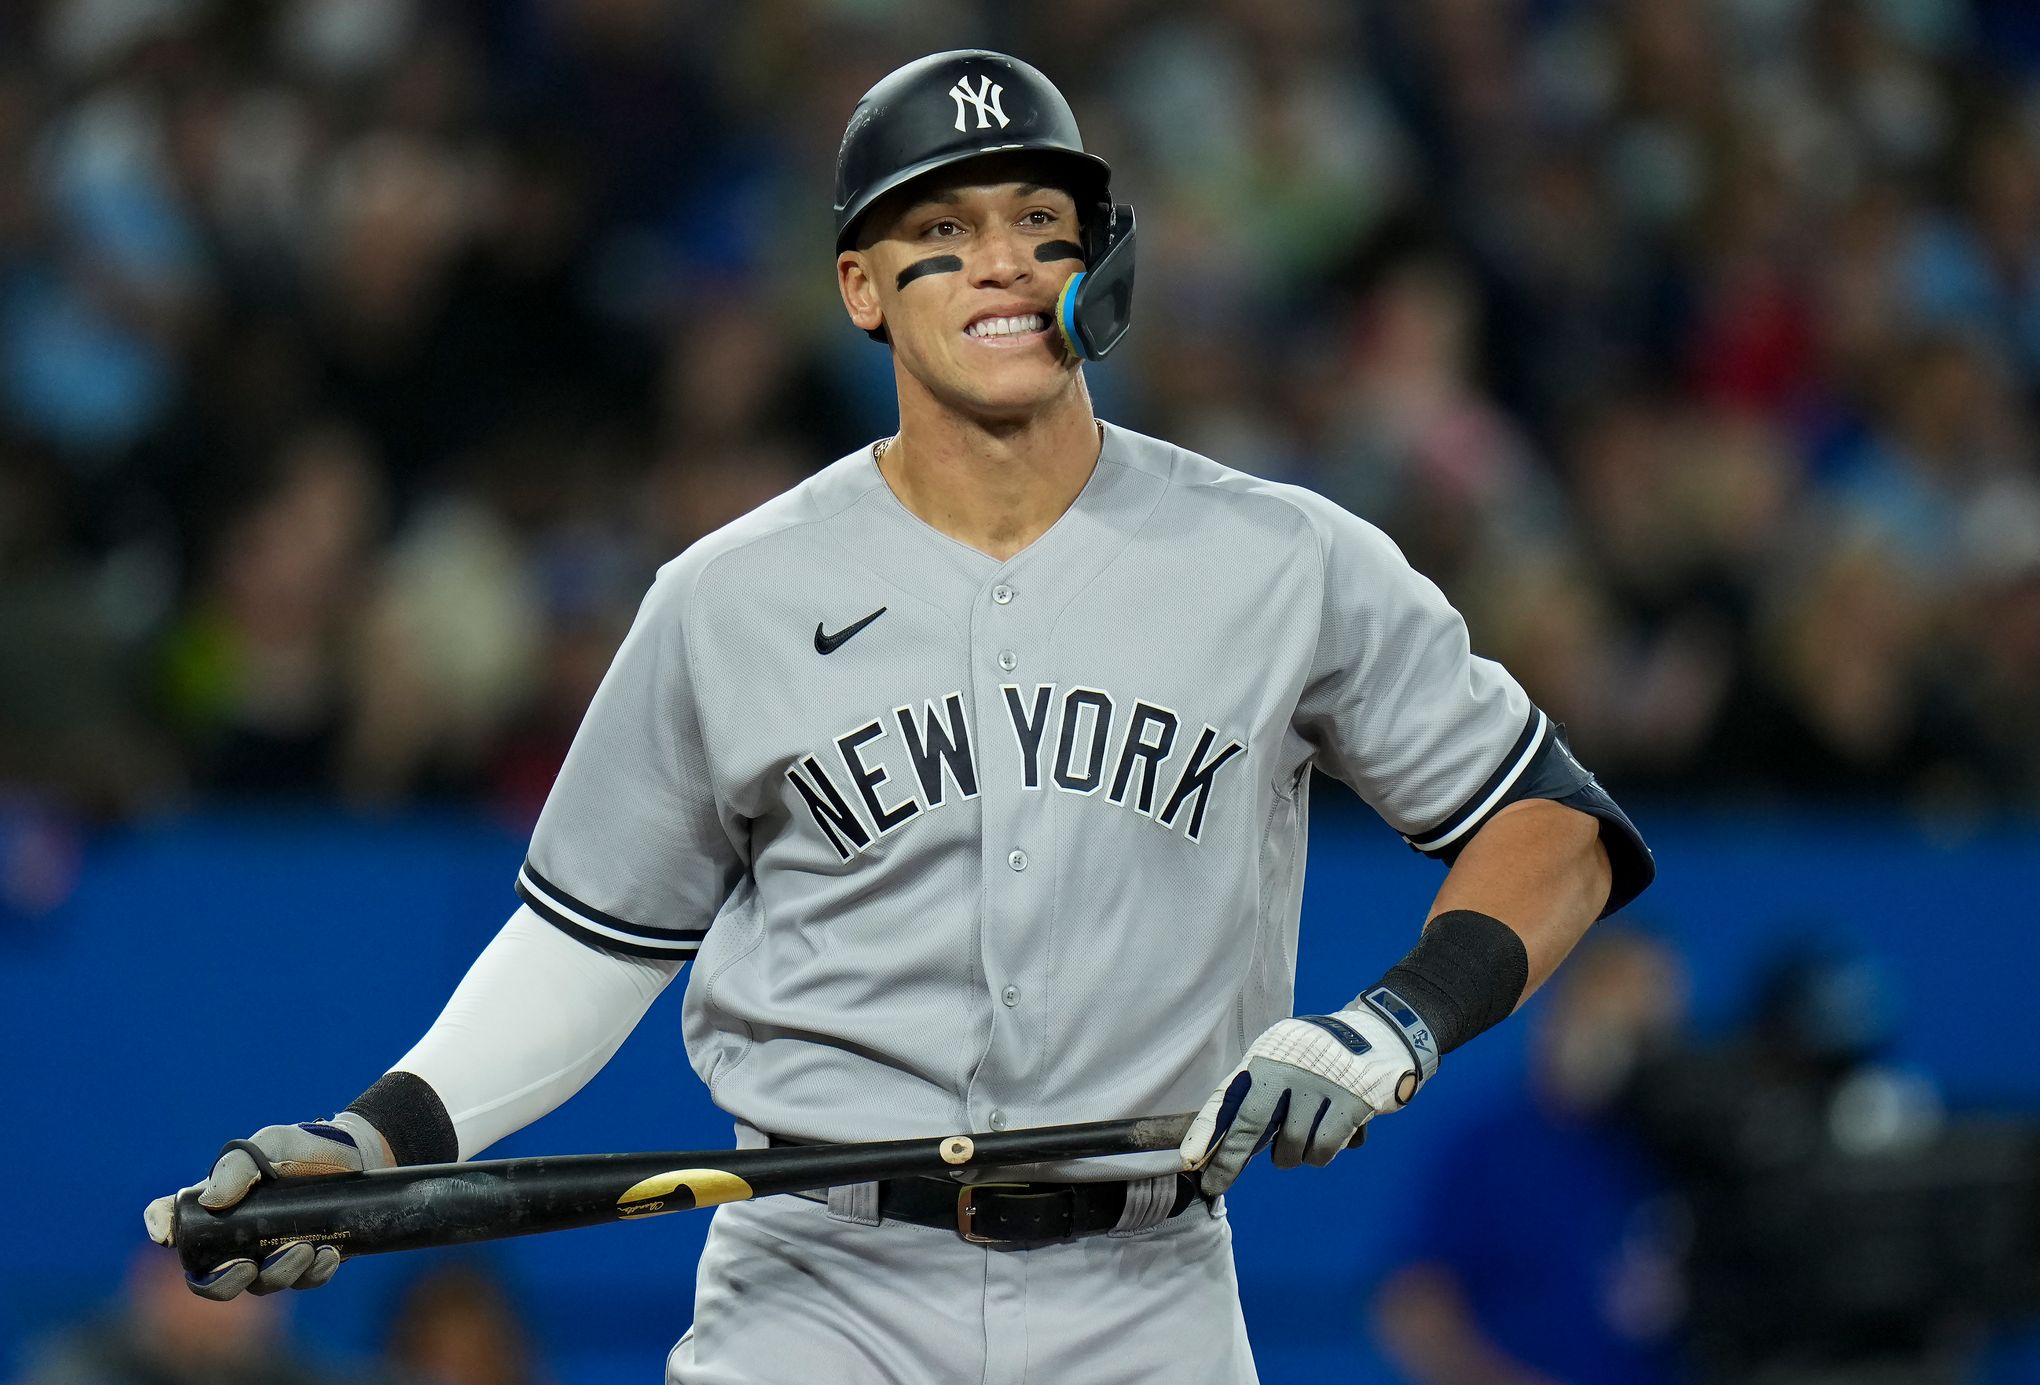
[1,0,2037,1382]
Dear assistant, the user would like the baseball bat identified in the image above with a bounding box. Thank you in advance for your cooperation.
[169,1111,1196,1274]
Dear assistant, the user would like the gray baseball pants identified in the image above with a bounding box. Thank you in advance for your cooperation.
[667,1189,1258,1384]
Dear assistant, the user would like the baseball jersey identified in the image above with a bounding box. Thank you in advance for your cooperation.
[516,422,1548,1176]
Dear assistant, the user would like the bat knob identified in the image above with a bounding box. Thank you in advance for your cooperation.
[939,1136,974,1166]
[170,1187,227,1278]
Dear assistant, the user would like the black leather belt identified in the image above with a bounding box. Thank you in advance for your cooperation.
[767,1135,1206,1245]
[890,1172,1205,1244]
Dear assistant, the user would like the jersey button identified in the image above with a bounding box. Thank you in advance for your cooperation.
[989,1110,1008,1131]
[997,649,1018,672]
[1002,985,1020,1006]
[1007,849,1027,871]
[992,584,1014,605]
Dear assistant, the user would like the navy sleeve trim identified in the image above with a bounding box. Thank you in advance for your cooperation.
[1405,707,1549,856]
[515,861,706,958]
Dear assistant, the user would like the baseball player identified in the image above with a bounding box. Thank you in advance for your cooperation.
[144,51,1653,1384]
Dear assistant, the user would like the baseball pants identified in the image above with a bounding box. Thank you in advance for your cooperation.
[667,1188,1258,1385]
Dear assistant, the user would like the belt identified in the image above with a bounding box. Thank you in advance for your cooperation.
[767,1135,1207,1245]
[888,1171,1206,1244]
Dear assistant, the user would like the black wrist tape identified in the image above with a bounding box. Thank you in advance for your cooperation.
[1374,909,1529,1055]
[346,1070,458,1167]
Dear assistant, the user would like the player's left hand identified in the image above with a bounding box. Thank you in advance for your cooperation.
[1180,998,1436,1195]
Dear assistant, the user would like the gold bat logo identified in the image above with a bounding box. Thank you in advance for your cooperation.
[615,1168,754,1217]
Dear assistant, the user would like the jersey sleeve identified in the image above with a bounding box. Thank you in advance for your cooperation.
[1293,500,1549,854]
[1293,499,1655,914]
[516,565,741,959]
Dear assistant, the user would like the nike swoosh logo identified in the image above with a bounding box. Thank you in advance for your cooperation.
[814,607,887,655]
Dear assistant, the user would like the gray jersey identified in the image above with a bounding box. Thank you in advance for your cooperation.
[517,422,1543,1174]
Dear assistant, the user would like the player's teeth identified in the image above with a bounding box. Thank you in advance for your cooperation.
[968,315,1045,338]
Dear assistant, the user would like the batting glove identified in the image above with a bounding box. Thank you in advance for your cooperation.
[1180,987,1439,1196]
[142,1112,391,1300]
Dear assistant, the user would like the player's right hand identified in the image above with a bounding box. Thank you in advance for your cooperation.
[142,1112,392,1299]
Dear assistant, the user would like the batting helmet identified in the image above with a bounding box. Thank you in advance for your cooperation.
[833,50,1137,360]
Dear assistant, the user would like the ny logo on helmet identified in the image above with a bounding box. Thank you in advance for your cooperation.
[949,75,1008,132]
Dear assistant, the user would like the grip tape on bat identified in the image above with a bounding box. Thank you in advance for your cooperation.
[169,1112,1195,1273]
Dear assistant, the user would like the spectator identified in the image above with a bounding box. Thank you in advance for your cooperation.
[381,1262,548,1385]
[1372,929,1689,1385]
[158,421,385,797]
[11,1243,357,1385]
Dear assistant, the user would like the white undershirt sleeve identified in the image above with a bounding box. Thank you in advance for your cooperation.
[390,904,685,1160]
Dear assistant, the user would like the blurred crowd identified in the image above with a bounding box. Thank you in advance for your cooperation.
[1376,928,2040,1385]
[3,0,2039,822]
[12,1253,550,1385]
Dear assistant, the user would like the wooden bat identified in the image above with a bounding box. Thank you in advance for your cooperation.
[168,1112,1197,1274]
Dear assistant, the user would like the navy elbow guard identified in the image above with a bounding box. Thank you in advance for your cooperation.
[1553,777,1653,917]
[1408,713,1655,917]
[1529,727,1653,917]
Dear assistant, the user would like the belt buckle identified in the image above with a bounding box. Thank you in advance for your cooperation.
[955,1182,1029,1244]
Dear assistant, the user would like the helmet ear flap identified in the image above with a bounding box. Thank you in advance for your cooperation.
[1054,203,1136,361]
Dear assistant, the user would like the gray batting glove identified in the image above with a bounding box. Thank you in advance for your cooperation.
[142,1111,392,1300]
[1179,990,1439,1196]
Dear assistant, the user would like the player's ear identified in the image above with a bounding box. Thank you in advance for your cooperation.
[838,250,885,335]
